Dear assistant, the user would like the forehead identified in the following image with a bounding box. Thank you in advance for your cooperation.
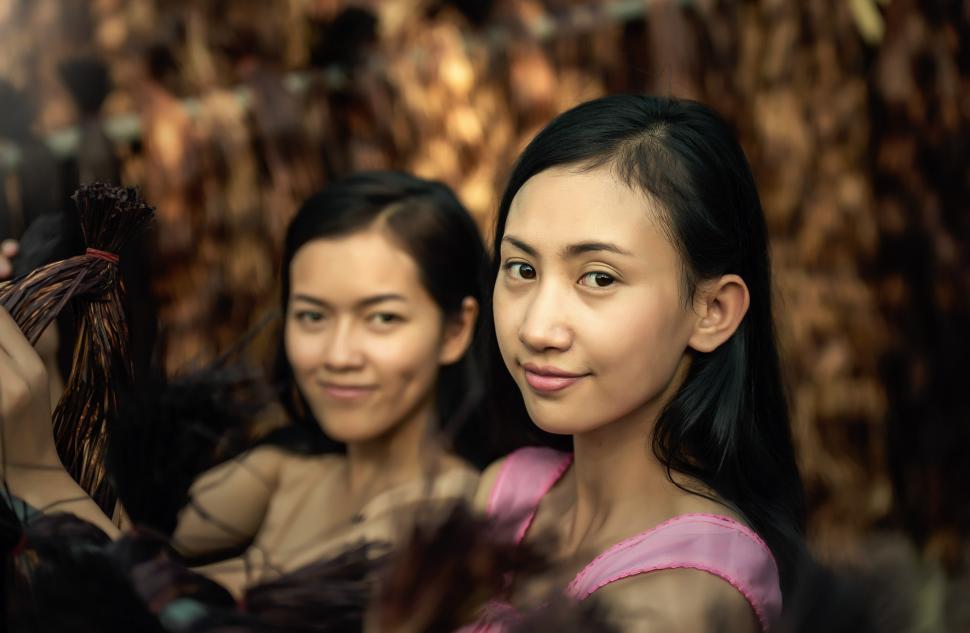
[505,166,668,254]
[289,228,425,300]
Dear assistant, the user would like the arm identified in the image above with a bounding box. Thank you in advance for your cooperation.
[0,306,119,537]
[170,444,285,557]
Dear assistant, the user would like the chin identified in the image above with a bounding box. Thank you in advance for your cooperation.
[522,398,605,436]
[311,410,391,444]
[320,424,390,444]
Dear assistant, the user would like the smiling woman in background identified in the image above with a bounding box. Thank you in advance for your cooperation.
[178,172,490,591]
[0,171,491,596]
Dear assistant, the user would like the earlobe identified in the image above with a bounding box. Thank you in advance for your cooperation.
[687,275,750,354]
[439,297,479,365]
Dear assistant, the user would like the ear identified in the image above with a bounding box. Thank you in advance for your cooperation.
[687,274,750,354]
[439,297,479,365]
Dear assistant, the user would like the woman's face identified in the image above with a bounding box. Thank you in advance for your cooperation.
[493,166,697,436]
[284,228,453,444]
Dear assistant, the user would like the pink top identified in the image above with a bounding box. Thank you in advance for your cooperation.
[465,446,782,632]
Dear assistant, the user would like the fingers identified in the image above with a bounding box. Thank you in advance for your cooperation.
[0,239,17,279]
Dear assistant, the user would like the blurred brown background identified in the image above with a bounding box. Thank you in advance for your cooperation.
[1,0,968,628]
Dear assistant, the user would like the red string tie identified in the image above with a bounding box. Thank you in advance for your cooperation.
[86,248,119,264]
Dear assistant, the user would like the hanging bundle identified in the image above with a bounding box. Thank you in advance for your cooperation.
[0,182,154,512]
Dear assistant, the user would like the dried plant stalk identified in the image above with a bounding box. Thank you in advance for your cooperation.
[0,182,154,511]
[0,256,113,346]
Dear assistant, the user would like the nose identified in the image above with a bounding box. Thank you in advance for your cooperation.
[518,279,573,353]
[322,319,365,372]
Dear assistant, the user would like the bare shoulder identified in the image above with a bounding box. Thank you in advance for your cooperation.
[175,444,302,555]
[437,453,480,479]
[195,443,291,488]
[245,443,293,466]
[594,568,760,633]
[432,455,480,497]
[471,455,510,514]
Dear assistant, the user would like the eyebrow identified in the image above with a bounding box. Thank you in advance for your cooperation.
[562,241,633,258]
[502,235,538,257]
[291,293,408,309]
[502,235,632,259]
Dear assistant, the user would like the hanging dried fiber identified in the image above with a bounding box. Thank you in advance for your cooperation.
[0,182,154,513]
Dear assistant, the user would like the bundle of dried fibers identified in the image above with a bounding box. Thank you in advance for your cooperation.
[0,183,154,512]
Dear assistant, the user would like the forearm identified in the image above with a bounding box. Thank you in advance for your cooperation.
[0,306,118,538]
[4,460,119,538]
[171,446,282,557]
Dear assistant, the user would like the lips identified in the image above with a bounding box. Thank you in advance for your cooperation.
[319,382,378,401]
[521,363,589,394]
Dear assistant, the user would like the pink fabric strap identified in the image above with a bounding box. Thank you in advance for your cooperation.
[566,513,781,632]
[486,447,573,544]
[482,449,782,632]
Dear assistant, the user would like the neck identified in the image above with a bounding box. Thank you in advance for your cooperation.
[344,395,443,496]
[564,355,693,550]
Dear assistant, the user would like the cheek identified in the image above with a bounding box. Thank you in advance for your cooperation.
[491,287,519,366]
[368,328,441,391]
[284,323,314,374]
[586,297,692,393]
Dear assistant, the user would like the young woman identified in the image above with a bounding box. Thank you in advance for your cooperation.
[0,171,490,596]
[470,95,806,633]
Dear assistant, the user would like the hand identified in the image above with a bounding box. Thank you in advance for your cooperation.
[0,305,58,469]
[0,239,18,280]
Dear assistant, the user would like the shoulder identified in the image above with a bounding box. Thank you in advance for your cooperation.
[437,453,480,479]
[595,567,760,633]
[434,456,480,494]
[570,513,780,631]
[208,444,291,482]
[225,445,344,490]
[472,455,510,514]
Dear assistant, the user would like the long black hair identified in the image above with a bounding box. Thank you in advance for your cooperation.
[273,171,494,467]
[489,95,806,592]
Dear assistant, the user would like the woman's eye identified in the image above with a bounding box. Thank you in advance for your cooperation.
[295,310,325,323]
[505,261,537,281]
[369,312,402,326]
[579,271,616,288]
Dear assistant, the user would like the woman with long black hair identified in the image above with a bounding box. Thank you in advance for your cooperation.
[470,94,806,632]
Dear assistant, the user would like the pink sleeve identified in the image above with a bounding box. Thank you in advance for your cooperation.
[485,447,573,545]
